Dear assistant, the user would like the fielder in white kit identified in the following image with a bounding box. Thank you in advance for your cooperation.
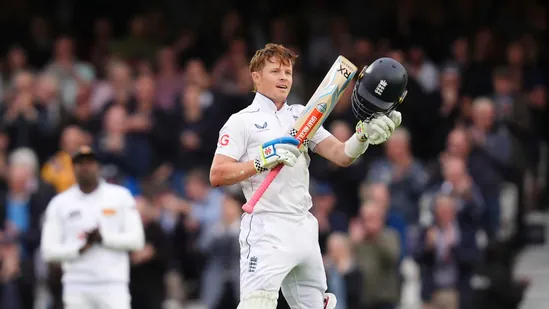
[210,43,403,309]
[40,146,145,309]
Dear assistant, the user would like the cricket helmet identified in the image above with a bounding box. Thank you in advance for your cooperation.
[351,57,408,121]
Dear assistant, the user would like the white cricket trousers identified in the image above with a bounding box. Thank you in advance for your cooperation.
[63,283,131,309]
[239,212,327,309]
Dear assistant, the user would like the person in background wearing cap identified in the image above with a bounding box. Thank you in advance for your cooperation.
[39,145,145,309]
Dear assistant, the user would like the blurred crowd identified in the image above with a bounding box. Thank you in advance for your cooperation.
[0,0,548,308]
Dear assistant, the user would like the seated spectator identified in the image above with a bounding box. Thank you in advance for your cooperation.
[414,194,479,309]
[350,201,400,309]
[325,232,363,309]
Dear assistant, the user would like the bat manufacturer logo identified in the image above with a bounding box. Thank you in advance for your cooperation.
[316,103,327,113]
[297,115,318,142]
[337,65,351,79]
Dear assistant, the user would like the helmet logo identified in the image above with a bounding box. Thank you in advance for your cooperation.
[374,80,388,95]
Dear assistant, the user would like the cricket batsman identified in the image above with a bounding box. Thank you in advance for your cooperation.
[210,43,408,309]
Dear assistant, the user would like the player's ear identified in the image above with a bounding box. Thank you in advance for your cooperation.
[251,71,261,87]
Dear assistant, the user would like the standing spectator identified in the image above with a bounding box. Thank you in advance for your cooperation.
[414,195,479,309]
[468,98,512,238]
[197,191,242,309]
[155,47,184,111]
[43,36,95,111]
[325,232,363,309]
[41,126,86,193]
[310,183,349,254]
[130,196,170,309]
[351,201,401,309]
[0,148,55,309]
[367,128,429,233]
[93,105,151,184]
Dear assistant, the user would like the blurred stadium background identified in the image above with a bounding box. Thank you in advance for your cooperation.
[0,0,548,308]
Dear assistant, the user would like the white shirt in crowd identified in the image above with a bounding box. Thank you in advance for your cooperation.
[40,180,145,287]
[215,92,331,216]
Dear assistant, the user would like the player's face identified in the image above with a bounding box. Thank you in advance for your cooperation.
[73,158,100,186]
[254,57,293,104]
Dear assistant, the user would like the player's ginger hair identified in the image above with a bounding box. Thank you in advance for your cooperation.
[249,43,298,91]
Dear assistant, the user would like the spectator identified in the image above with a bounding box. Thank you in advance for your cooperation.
[414,194,479,309]
[408,45,440,94]
[0,148,55,309]
[325,232,363,309]
[198,191,242,309]
[468,98,512,238]
[367,127,429,229]
[93,105,151,184]
[361,182,408,258]
[426,156,485,233]
[351,201,400,309]
[0,71,44,156]
[41,126,86,193]
[43,36,95,110]
[0,233,22,309]
[130,196,170,309]
[91,60,133,114]
[155,47,185,111]
[310,183,348,253]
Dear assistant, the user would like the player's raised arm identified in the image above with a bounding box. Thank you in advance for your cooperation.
[314,58,408,166]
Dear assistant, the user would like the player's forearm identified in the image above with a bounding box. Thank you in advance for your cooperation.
[210,160,257,186]
[41,223,81,262]
[326,134,369,167]
[101,212,145,251]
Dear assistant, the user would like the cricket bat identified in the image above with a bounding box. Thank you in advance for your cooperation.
[242,56,358,214]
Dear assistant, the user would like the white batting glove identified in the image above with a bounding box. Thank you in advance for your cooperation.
[355,111,402,145]
[254,137,301,173]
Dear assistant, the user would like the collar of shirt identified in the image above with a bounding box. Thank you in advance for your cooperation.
[252,92,288,113]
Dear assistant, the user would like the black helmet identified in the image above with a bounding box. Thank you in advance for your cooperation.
[351,57,408,121]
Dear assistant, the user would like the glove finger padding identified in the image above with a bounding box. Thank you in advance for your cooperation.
[389,111,402,128]
[276,143,301,157]
[371,115,395,134]
[275,144,301,167]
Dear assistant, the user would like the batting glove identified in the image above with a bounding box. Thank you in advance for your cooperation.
[355,111,402,145]
[254,137,301,173]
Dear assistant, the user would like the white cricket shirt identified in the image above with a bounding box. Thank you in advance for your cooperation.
[215,92,331,215]
[40,180,145,288]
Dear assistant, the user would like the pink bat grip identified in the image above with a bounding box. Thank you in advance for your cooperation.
[241,164,283,213]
